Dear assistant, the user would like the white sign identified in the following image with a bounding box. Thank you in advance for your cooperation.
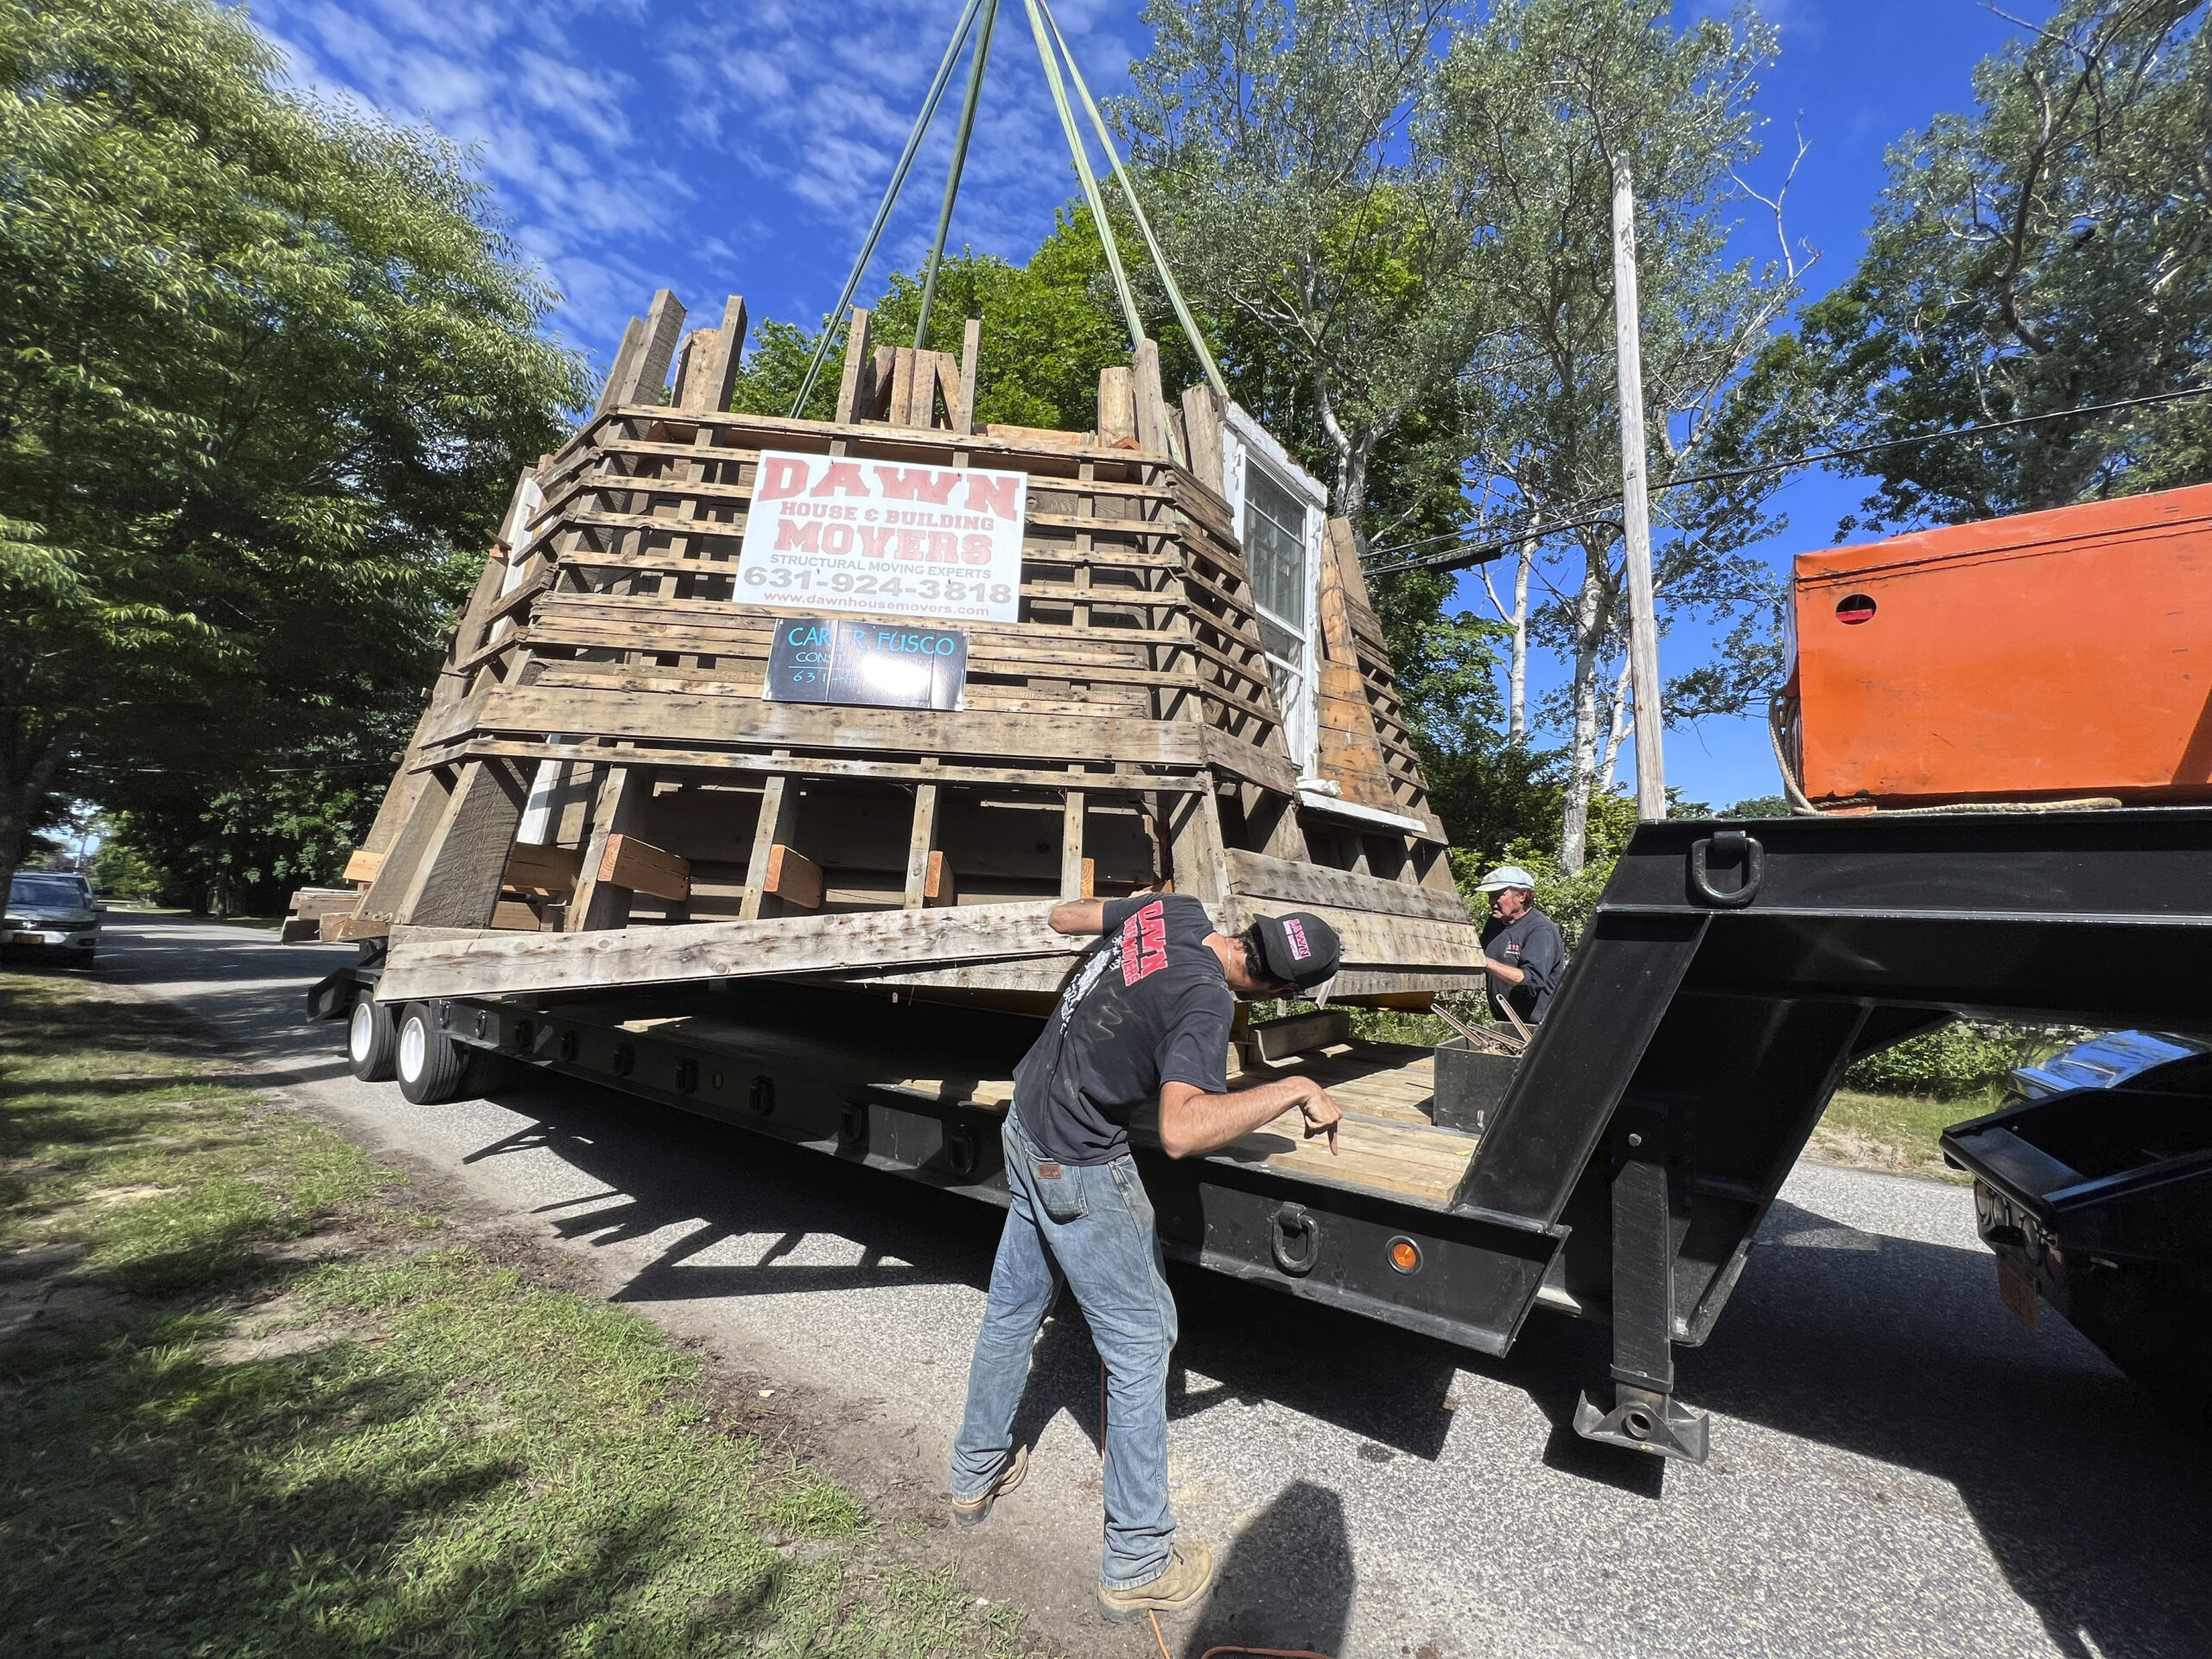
[737,449,1027,624]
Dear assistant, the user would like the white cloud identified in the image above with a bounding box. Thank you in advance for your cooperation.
[246,0,1154,368]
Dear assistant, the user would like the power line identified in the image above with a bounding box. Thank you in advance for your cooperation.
[1363,382,2212,578]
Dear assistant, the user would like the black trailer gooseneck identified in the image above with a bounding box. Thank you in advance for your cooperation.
[313,805,2212,1462]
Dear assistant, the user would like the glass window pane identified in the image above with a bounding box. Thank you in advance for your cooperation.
[1242,462,1309,626]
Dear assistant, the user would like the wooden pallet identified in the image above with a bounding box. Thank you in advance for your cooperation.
[326,287,1483,1005]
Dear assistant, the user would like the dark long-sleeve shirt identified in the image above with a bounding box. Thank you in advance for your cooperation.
[1481,907,1567,1024]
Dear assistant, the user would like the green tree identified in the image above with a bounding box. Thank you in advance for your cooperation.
[1787,0,2209,532]
[1437,0,1809,872]
[0,0,587,904]
[1116,0,1484,560]
[728,219,1150,435]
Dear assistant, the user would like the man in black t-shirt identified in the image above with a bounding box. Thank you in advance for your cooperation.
[1474,863,1567,1025]
[949,893,1344,1624]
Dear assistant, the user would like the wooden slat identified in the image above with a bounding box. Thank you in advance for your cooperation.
[378,901,1075,1001]
[439,739,1199,794]
[343,849,384,883]
[1225,849,1470,926]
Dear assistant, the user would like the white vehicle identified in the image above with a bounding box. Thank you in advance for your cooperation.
[4,873,103,967]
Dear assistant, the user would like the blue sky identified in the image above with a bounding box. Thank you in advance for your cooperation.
[254,0,2039,810]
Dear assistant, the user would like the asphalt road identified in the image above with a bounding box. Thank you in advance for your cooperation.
[69,912,2212,1659]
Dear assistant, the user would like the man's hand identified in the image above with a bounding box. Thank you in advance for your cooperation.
[1484,954,1527,987]
[1159,1076,1344,1160]
[1295,1079,1343,1155]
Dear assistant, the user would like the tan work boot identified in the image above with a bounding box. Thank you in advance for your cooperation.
[1096,1536,1214,1623]
[949,1445,1027,1528]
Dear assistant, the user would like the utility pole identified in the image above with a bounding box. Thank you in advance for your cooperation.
[1611,162,1667,822]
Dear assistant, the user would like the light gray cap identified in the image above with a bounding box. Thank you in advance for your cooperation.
[1472,864,1538,893]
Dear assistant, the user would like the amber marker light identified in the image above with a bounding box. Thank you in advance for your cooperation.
[1388,1237,1421,1274]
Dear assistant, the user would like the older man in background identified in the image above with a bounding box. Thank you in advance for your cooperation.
[1472,864,1567,1026]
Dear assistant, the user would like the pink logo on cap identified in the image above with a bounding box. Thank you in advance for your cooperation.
[1283,918,1312,960]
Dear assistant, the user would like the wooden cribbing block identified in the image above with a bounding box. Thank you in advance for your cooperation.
[925,850,956,907]
[343,849,384,884]
[597,834,691,901]
[491,899,541,931]
[763,844,823,910]
[501,842,583,897]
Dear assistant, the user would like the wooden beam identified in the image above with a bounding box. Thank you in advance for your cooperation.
[955,317,982,436]
[889,346,921,427]
[834,307,876,424]
[343,849,384,884]
[933,352,962,432]
[378,902,1078,1002]
[597,314,648,415]
[676,295,747,412]
[740,772,798,920]
[1097,365,1137,447]
[491,899,541,931]
[763,844,823,910]
[1132,339,1178,461]
[1181,382,1224,492]
[500,842,582,897]
[569,766,649,931]
[606,289,686,408]
[599,833,690,901]
[396,759,531,929]
[903,783,941,911]
[1060,787,1087,899]
[1224,848,1475,927]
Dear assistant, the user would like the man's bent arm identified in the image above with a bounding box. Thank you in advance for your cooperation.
[1159,1077,1341,1160]
[1049,899,1106,935]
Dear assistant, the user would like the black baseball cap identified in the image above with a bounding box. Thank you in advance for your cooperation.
[1252,911,1342,991]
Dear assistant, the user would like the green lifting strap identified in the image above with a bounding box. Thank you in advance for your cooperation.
[1020,0,1146,353]
[1035,0,1229,402]
[790,0,986,418]
[916,0,1001,348]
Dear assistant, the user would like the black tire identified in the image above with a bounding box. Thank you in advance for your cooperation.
[395,1001,471,1104]
[67,948,95,970]
[346,992,397,1082]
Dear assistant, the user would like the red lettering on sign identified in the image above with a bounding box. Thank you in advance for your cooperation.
[960,532,993,566]
[927,531,959,563]
[857,525,897,559]
[874,466,961,503]
[809,461,868,498]
[757,454,810,500]
[773,518,821,553]
[964,474,1019,519]
[1120,899,1169,986]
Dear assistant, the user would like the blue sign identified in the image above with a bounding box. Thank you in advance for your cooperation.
[764,619,969,710]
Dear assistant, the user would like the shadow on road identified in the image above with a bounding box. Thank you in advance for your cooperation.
[100,913,2212,1659]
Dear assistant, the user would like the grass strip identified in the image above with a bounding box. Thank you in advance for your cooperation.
[1809,1087,1995,1183]
[0,971,1037,1657]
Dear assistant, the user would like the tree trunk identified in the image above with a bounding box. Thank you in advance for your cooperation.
[1509,543,1531,743]
[0,719,70,911]
[1599,658,1635,791]
[1558,545,1611,875]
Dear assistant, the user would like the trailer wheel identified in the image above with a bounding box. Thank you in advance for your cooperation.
[346,993,397,1082]
[396,1002,471,1104]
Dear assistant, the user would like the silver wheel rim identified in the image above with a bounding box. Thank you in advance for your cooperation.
[397,1018,427,1083]
[348,1001,374,1062]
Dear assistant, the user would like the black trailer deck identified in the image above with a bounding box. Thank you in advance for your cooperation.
[313,805,2212,1463]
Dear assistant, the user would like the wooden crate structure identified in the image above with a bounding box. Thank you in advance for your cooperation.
[331,290,1481,1004]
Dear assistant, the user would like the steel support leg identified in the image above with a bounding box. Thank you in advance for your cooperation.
[1574,1103,1710,1462]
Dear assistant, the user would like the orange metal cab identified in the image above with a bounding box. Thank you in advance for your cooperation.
[1789,481,2212,809]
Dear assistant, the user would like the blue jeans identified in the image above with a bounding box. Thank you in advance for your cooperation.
[950,1108,1179,1589]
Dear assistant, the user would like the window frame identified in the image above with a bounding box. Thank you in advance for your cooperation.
[1216,404,1329,776]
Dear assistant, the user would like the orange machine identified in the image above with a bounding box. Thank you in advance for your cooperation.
[1787,481,2212,809]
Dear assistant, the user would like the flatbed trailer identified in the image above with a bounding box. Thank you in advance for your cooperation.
[311,804,2212,1461]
